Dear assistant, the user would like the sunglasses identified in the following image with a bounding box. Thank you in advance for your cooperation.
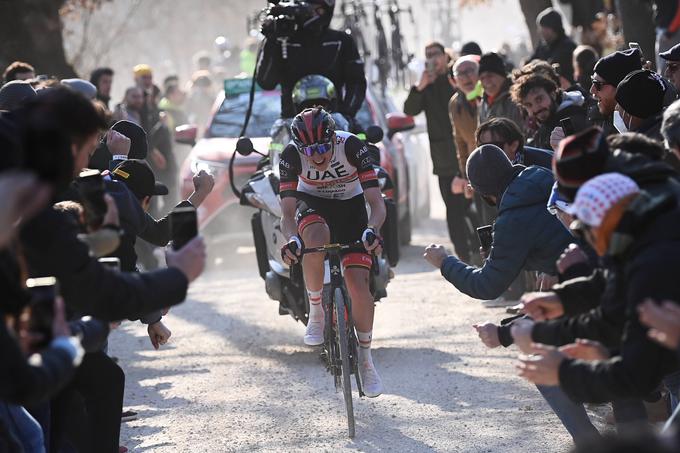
[299,141,333,157]
[590,78,611,91]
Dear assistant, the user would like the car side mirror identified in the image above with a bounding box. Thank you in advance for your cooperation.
[236,137,254,156]
[386,113,415,137]
[174,124,197,146]
[365,125,384,144]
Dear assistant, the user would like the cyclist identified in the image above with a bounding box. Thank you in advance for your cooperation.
[279,107,386,397]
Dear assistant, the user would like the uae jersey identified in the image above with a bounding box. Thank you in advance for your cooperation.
[279,130,379,200]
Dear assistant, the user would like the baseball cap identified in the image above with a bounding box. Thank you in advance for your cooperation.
[660,43,680,62]
[565,173,639,228]
[0,80,36,111]
[111,159,168,199]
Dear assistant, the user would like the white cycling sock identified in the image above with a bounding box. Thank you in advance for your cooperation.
[357,330,374,364]
[307,289,323,322]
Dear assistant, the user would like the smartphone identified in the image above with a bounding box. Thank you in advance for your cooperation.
[476,225,493,252]
[77,169,107,228]
[426,59,436,74]
[560,117,575,136]
[170,206,198,250]
[98,257,121,272]
[25,277,58,349]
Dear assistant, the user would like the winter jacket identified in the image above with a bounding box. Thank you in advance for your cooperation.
[440,166,572,299]
[19,206,189,322]
[530,91,588,150]
[404,74,459,176]
[514,146,553,170]
[529,34,578,83]
[532,150,680,345]
[0,252,81,406]
[479,78,524,130]
[448,91,479,178]
[257,28,366,119]
[557,193,680,403]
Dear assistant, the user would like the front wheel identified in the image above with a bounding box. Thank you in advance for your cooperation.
[334,287,356,438]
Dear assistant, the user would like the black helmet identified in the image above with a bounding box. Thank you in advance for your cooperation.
[291,107,335,151]
[292,74,338,112]
[303,0,335,33]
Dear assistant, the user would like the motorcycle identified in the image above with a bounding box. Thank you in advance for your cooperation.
[230,124,398,325]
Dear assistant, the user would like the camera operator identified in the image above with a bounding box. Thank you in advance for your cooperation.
[256,0,367,123]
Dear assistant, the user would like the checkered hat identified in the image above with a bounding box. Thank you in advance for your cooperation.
[566,173,639,227]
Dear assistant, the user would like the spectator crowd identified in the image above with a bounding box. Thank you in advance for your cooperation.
[4,0,680,452]
[413,2,680,451]
[0,50,224,452]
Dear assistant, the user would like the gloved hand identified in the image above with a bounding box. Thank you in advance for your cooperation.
[281,235,303,265]
[362,227,382,254]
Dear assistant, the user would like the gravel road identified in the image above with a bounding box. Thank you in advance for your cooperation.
[114,202,598,452]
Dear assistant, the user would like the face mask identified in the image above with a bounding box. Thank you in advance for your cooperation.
[613,110,628,133]
[466,80,484,101]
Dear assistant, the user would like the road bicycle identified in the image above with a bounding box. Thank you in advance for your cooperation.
[298,241,374,438]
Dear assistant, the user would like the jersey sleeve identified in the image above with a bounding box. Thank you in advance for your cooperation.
[279,144,301,198]
[345,135,379,190]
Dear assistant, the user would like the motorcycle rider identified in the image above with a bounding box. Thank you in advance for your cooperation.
[292,74,350,130]
[256,0,367,124]
[279,108,386,397]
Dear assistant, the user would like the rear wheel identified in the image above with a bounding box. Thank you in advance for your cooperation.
[334,287,355,438]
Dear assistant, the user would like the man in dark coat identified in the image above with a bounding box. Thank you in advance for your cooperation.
[424,144,572,300]
[529,8,577,83]
[517,173,680,404]
[510,72,588,150]
[405,42,476,262]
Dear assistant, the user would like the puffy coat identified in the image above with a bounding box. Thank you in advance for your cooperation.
[440,166,572,299]
[557,193,680,403]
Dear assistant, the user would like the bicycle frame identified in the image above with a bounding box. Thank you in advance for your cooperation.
[299,242,366,437]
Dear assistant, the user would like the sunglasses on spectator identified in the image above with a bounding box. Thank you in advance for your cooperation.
[454,68,476,78]
[425,51,444,59]
[666,63,680,74]
[590,78,611,91]
[299,141,333,157]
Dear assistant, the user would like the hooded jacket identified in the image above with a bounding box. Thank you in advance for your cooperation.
[404,73,459,176]
[479,78,524,130]
[440,166,572,299]
[556,193,680,403]
[530,90,588,150]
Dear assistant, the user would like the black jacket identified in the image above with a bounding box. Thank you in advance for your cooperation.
[557,194,680,403]
[257,28,366,119]
[530,91,588,150]
[529,34,577,82]
[404,74,458,176]
[19,207,189,322]
[0,251,79,406]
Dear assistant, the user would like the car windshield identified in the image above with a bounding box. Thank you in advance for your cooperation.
[208,91,280,138]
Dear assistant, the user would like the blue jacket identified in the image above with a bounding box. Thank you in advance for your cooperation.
[441,166,572,300]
